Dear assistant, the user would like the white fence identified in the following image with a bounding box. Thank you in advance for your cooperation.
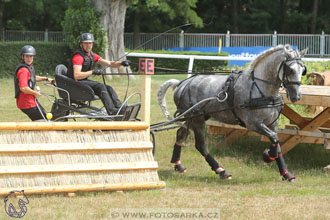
[1,30,330,57]
[1,30,65,42]
[127,52,330,77]
[124,32,330,57]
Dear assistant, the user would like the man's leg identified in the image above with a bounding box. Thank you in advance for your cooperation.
[105,85,122,108]
[80,80,117,115]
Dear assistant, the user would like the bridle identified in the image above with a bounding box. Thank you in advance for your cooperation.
[251,55,306,89]
[278,56,307,88]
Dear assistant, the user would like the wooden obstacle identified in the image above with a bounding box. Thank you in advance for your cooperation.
[0,71,165,196]
[207,86,330,151]
[207,85,330,171]
[207,120,330,147]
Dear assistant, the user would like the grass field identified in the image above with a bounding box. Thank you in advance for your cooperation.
[0,76,329,220]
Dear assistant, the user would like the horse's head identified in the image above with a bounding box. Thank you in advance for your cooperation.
[279,45,307,103]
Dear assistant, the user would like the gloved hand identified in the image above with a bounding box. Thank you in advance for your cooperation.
[121,60,131,67]
[92,69,103,75]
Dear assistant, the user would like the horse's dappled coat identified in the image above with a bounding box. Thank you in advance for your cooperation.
[157,45,307,182]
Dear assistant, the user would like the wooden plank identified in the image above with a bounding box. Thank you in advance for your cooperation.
[290,117,330,129]
[261,134,326,144]
[285,124,298,129]
[278,128,330,138]
[141,74,151,138]
[0,141,153,153]
[207,120,329,145]
[281,104,308,128]
[0,181,166,196]
[0,121,149,131]
[221,129,248,145]
[280,85,330,107]
[207,120,330,138]
[0,162,159,175]
[208,126,233,135]
[281,107,330,154]
[206,120,244,130]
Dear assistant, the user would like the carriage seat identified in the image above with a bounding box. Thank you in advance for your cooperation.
[54,64,99,103]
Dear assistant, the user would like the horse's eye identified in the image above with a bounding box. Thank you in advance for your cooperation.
[302,66,307,76]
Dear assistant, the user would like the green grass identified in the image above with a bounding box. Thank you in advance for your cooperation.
[0,76,330,220]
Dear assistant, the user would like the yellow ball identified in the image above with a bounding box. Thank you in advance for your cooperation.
[46,113,53,120]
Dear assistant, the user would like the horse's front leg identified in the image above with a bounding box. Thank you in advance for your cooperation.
[252,120,296,182]
[191,116,232,179]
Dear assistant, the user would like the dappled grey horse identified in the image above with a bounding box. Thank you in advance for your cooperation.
[157,45,307,182]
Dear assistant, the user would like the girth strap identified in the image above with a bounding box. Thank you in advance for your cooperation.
[241,94,284,109]
[223,72,246,127]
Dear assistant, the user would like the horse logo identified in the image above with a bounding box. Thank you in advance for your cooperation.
[4,190,29,218]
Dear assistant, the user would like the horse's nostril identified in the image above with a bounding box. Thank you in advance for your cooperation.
[289,96,295,102]
[290,96,300,103]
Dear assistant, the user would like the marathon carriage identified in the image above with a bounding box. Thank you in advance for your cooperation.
[43,64,141,122]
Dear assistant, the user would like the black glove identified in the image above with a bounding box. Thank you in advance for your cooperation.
[92,69,103,75]
[121,60,131,67]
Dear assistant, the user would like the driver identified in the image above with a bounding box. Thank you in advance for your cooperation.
[14,45,54,121]
[67,33,130,115]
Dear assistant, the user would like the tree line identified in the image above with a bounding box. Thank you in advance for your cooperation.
[0,0,329,35]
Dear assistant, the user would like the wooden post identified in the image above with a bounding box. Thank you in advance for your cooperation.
[139,58,155,139]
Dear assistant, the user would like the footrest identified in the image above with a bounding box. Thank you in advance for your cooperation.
[122,103,141,121]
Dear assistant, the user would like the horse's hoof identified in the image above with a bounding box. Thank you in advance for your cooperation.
[219,170,232,179]
[282,173,296,183]
[289,178,296,183]
[174,164,186,173]
[262,148,275,163]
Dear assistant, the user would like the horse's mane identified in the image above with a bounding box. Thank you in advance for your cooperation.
[246,44,286,74]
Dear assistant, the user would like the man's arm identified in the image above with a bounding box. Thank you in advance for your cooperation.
[36,75,53,83]
[20,87,42,98]
[98,59,122,68]
[73,65,93,80]
[17,68,42,98]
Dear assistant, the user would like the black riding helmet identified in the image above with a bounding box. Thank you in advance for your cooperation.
[21,45,36,56]
[80,33,94,42]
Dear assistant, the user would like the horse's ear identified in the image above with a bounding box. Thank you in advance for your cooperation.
[284,44,291,51]
[300,48,308,57]
[283,44,291,56]
[284,44,291,49]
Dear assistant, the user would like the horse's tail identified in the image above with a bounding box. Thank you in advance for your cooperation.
[157,79,180,121]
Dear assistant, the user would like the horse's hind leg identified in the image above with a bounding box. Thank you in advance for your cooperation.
[254,121,296,182]
[190,116,232,179]
[171,125,189,172]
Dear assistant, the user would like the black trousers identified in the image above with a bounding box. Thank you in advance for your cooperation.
[21,105,46,121]
[79,79,122,115]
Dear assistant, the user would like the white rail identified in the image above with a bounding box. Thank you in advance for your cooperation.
[127,52,330,77]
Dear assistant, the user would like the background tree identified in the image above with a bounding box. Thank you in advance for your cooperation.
[125,0,203,47]
[310,0,319,34]
[3,0,66,31]
[62,0,107,55]
[92,0,128,75]
[0,0,330,41]
[0,0,10,31]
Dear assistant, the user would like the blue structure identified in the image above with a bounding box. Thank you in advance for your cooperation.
[165,46,296,66]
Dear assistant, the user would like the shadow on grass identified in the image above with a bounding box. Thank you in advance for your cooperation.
[154,130,329,186]
[207,134,330,172]
[158,164,273,186]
